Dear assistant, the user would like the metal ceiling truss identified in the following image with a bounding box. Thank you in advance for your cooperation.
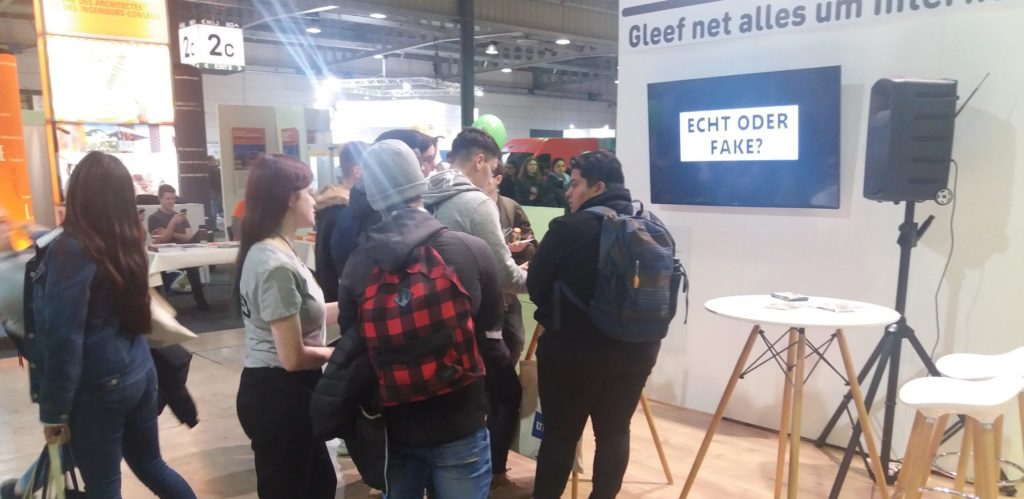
[329,76,471,98]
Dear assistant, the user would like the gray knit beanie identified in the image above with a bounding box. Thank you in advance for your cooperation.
[361,139,427,212]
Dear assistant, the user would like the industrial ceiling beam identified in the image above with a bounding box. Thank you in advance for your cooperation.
[330,0,616,43]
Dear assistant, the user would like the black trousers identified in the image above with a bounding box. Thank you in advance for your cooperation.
[485,297,526,473]
[533,343,660,499]
[160,267,207,306]
[236,367,336,499]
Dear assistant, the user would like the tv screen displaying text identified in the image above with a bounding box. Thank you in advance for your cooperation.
[648,66,841,209]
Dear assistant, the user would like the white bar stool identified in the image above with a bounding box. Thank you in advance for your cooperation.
[936,346,1024,494]
[894,375,1024,499]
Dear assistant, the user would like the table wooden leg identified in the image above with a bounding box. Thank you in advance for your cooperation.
[774,328,798,499]
[571,470,579,499]
[787,330,807,499]
[680,325,762,499]
[640,393,674,484]
[835,330,891,499]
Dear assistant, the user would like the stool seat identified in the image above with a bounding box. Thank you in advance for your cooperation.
[936,346,1024,380]
[898,375,1024,422]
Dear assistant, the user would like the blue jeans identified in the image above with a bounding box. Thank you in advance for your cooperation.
[385,427,492,499]
[69,366,195,499]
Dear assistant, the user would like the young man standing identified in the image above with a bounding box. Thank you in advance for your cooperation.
[313,141,368,302]
[148,185,208,310]
[527,151,664,499]
[424,128,527,296]
[423,128,531,496]
[336,140,502,498]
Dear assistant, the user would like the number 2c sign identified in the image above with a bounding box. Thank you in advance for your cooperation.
[178,22,245,71]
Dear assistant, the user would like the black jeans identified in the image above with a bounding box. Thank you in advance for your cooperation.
[160,268,207,307]
[486,297,525,473]
[484,358,522,474]
[533,343,660,499]
[236,367,336,499]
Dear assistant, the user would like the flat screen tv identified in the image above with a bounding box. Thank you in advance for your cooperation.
[648,66,841,209]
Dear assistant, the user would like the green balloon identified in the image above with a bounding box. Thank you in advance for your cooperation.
[472,114,507,148]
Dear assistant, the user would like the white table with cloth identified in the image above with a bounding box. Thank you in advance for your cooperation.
[147,243,239,287]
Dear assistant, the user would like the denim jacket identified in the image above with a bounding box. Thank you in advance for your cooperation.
[24,228,152,424]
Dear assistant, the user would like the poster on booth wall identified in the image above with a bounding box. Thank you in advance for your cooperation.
[55,123,178,198]
[46,36,174,125]
[281,128,300,159]
[232,128,266,170]
[0,53,32,250]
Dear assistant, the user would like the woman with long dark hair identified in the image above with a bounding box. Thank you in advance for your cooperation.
[233,155,337,498]
[26,151,195,498]
[514,157,544,205]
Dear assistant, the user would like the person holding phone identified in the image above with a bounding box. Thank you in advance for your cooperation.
[148,185,193,245]
[482,159,537,495]
[148,185,209,311]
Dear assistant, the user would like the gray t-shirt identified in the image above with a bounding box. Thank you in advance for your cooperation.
[239,241,326,368]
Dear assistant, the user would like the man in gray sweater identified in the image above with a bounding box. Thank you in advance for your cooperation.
[424,128,528,294]
[423,127,531,497]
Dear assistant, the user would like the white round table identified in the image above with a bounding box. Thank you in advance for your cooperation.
[705,295,900,329]
[682,295,900,499]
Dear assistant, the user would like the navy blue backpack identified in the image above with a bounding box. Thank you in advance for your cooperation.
[557,203,687,342]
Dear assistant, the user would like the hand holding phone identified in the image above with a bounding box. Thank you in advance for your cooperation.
[508,237,534,254]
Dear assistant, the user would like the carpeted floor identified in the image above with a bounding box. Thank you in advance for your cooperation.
[161,265,244,334]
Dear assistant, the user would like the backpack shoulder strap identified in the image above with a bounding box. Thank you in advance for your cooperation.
[582,205,617,218]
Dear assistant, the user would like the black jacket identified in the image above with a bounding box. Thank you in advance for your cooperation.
[327,185,383,294]
[314,203,345,302]
[309,330,386,489]
[526,187,661,356]
[151,345,198,428]
[538,172,568,208]
[337,207,502,446]
[310,331,376,440]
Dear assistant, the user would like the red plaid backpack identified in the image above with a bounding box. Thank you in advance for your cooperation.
[359,235,484,407]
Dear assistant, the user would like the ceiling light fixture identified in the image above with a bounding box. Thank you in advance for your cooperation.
[485,42,498,55]
[501,67,512,73]
[373,54,384,59]
[369,12,387,19]
[306,26,322,34]
[555,37,571,45]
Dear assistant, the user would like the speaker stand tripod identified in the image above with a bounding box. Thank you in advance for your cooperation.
[815,201,945,498]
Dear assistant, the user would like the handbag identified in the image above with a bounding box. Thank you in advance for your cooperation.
[22,443,84,499]
[0,248,33,338]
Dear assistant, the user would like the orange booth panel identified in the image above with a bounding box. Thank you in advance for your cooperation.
[0,53,32,250]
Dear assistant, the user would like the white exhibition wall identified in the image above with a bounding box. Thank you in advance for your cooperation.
[617,1,1024,458]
